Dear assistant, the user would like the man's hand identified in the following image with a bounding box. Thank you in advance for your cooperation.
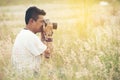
[41,22,53,59]
[41,22,53,42]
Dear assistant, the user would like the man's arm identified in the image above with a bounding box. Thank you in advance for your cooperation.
[41,24,53,59]
[44,42,53,58]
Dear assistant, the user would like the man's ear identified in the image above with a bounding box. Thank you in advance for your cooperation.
[29,18,34,24]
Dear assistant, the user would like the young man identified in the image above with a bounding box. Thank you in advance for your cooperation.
[11,6,52,75]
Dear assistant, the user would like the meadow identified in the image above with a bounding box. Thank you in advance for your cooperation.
[0,1,120,80]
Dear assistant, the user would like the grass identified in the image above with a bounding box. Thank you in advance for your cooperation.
[0,2,120,80]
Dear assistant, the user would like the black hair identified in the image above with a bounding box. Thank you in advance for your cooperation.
[25,6,46,24]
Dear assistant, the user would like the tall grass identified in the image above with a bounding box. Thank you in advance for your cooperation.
[0,3,120,80]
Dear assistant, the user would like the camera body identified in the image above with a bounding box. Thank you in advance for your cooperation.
[43,19,57,30]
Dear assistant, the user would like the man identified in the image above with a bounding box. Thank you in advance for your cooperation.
[11,6,52,75]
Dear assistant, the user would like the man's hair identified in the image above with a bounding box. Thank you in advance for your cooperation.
[25,6,46,24]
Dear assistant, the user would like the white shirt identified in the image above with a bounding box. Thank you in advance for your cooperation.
[11,29,47,73]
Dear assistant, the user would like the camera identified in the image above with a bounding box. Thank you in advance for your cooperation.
[43,19,57,29]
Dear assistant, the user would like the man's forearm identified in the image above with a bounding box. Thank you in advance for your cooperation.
[41,42,52,59]
[41,33,53,58]
[44,42,53,59]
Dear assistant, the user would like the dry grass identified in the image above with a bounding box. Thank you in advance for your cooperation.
[0,3,120,80]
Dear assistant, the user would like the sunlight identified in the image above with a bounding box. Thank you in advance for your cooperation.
[99,1,109,6]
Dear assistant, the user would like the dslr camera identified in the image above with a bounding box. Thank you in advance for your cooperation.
[43,19,57,30]
[41,19,57,42]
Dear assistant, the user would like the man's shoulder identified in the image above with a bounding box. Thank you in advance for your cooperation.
[18,30,34,37]
[14,29,40,44]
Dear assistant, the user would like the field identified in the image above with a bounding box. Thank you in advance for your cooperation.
[0,1,120,80]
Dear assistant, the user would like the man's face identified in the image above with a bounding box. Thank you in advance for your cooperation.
[32,15,44,33]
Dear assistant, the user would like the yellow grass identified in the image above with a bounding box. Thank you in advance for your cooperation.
[0,3,120,80]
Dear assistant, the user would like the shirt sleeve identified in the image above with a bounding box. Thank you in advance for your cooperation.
[25,34,47,56]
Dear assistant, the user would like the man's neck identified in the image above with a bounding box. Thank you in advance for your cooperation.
[25,25,36,34]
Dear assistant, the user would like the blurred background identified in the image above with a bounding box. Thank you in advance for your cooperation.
[0,0,120,80]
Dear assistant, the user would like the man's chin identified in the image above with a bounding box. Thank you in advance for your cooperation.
[37,30,42,33]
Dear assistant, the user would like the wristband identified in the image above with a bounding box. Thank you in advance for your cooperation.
[45,38,53,42]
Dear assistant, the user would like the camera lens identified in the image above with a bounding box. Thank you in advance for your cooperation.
[52,23,57,29]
